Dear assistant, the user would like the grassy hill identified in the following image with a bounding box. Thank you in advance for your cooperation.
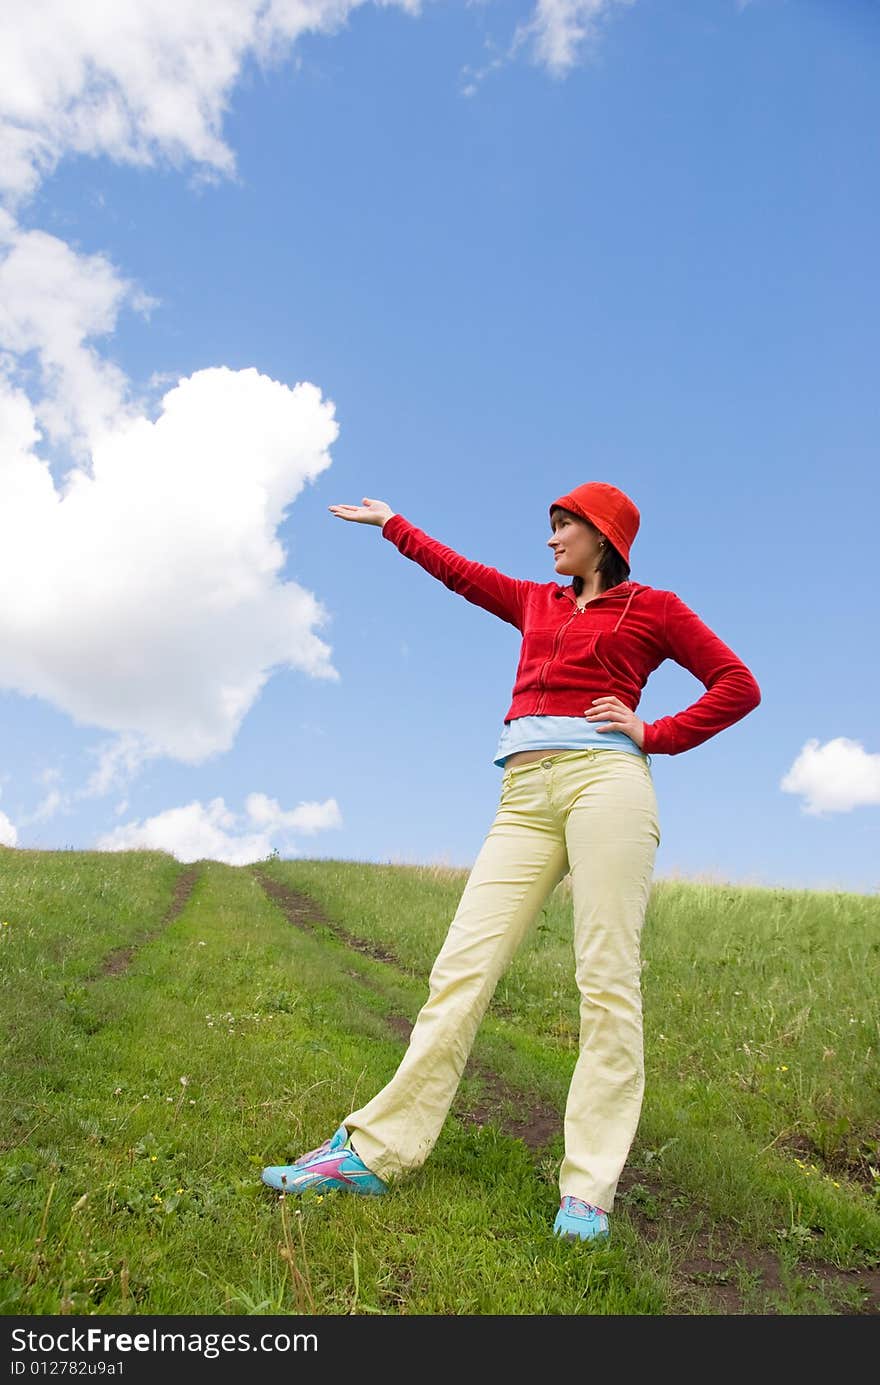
[1,847,878,1315]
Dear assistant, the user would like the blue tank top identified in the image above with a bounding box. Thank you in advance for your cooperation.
[494,714,647,768]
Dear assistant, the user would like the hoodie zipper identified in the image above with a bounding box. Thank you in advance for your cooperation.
[534,603,579,714]
[533,585,637,715]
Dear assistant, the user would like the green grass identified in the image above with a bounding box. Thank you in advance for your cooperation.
[1,846,878,1316]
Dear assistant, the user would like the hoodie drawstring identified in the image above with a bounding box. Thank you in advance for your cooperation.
[612,587,637,633]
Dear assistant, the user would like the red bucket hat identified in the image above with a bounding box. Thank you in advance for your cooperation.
[549,482,640,565]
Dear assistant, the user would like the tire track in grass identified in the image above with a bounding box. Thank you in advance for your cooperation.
[92,863,203,980]
[255,868,412,969]
[613,1164,880,1315]
[253,869,560,1144]
[253,868,880,1315]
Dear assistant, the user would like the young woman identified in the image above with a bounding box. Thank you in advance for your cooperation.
[262,482,761,1242]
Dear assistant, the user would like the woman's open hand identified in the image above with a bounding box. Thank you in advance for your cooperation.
[328,498,395,527]
[584,696,646,749]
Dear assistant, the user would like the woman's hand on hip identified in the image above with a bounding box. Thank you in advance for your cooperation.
[584,696,646,749]
[328,498,395,527]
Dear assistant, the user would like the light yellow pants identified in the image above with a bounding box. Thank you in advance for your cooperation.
[345,748,661,1211]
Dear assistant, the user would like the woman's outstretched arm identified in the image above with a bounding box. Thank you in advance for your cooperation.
[328,497,533,629]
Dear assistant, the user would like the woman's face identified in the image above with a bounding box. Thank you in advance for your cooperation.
[547,508,604,579]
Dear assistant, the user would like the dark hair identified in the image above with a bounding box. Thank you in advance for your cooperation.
[550,506,631,593]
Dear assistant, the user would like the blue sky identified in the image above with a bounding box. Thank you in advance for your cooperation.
[1,0,878,893]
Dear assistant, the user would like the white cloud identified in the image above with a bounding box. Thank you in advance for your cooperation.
[514,0,635,77]
[96,791,342,864]
[0,211,153,455]
[463,0,636,93]
[0,0,424,203]
[0,811,18,847]
[780,738,880,816]
[0,364,340,765]
[245,791,342,834]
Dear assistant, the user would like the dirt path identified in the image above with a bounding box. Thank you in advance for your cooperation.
[93,863,202,979]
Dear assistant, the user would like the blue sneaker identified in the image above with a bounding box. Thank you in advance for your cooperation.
[261,1124,387,1196]
[553,1195,610,1243]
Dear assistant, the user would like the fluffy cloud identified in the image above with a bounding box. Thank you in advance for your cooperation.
[0,785,18,846]
[780,738,880,816]
[244,792,342,834]
[0,0,424,202]
[96,792,342,864]
[0,364,339,764]
[0,211,152,455]
[0,8,348,785]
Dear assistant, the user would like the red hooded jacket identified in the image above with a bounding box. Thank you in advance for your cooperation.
[382,513,761,757]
